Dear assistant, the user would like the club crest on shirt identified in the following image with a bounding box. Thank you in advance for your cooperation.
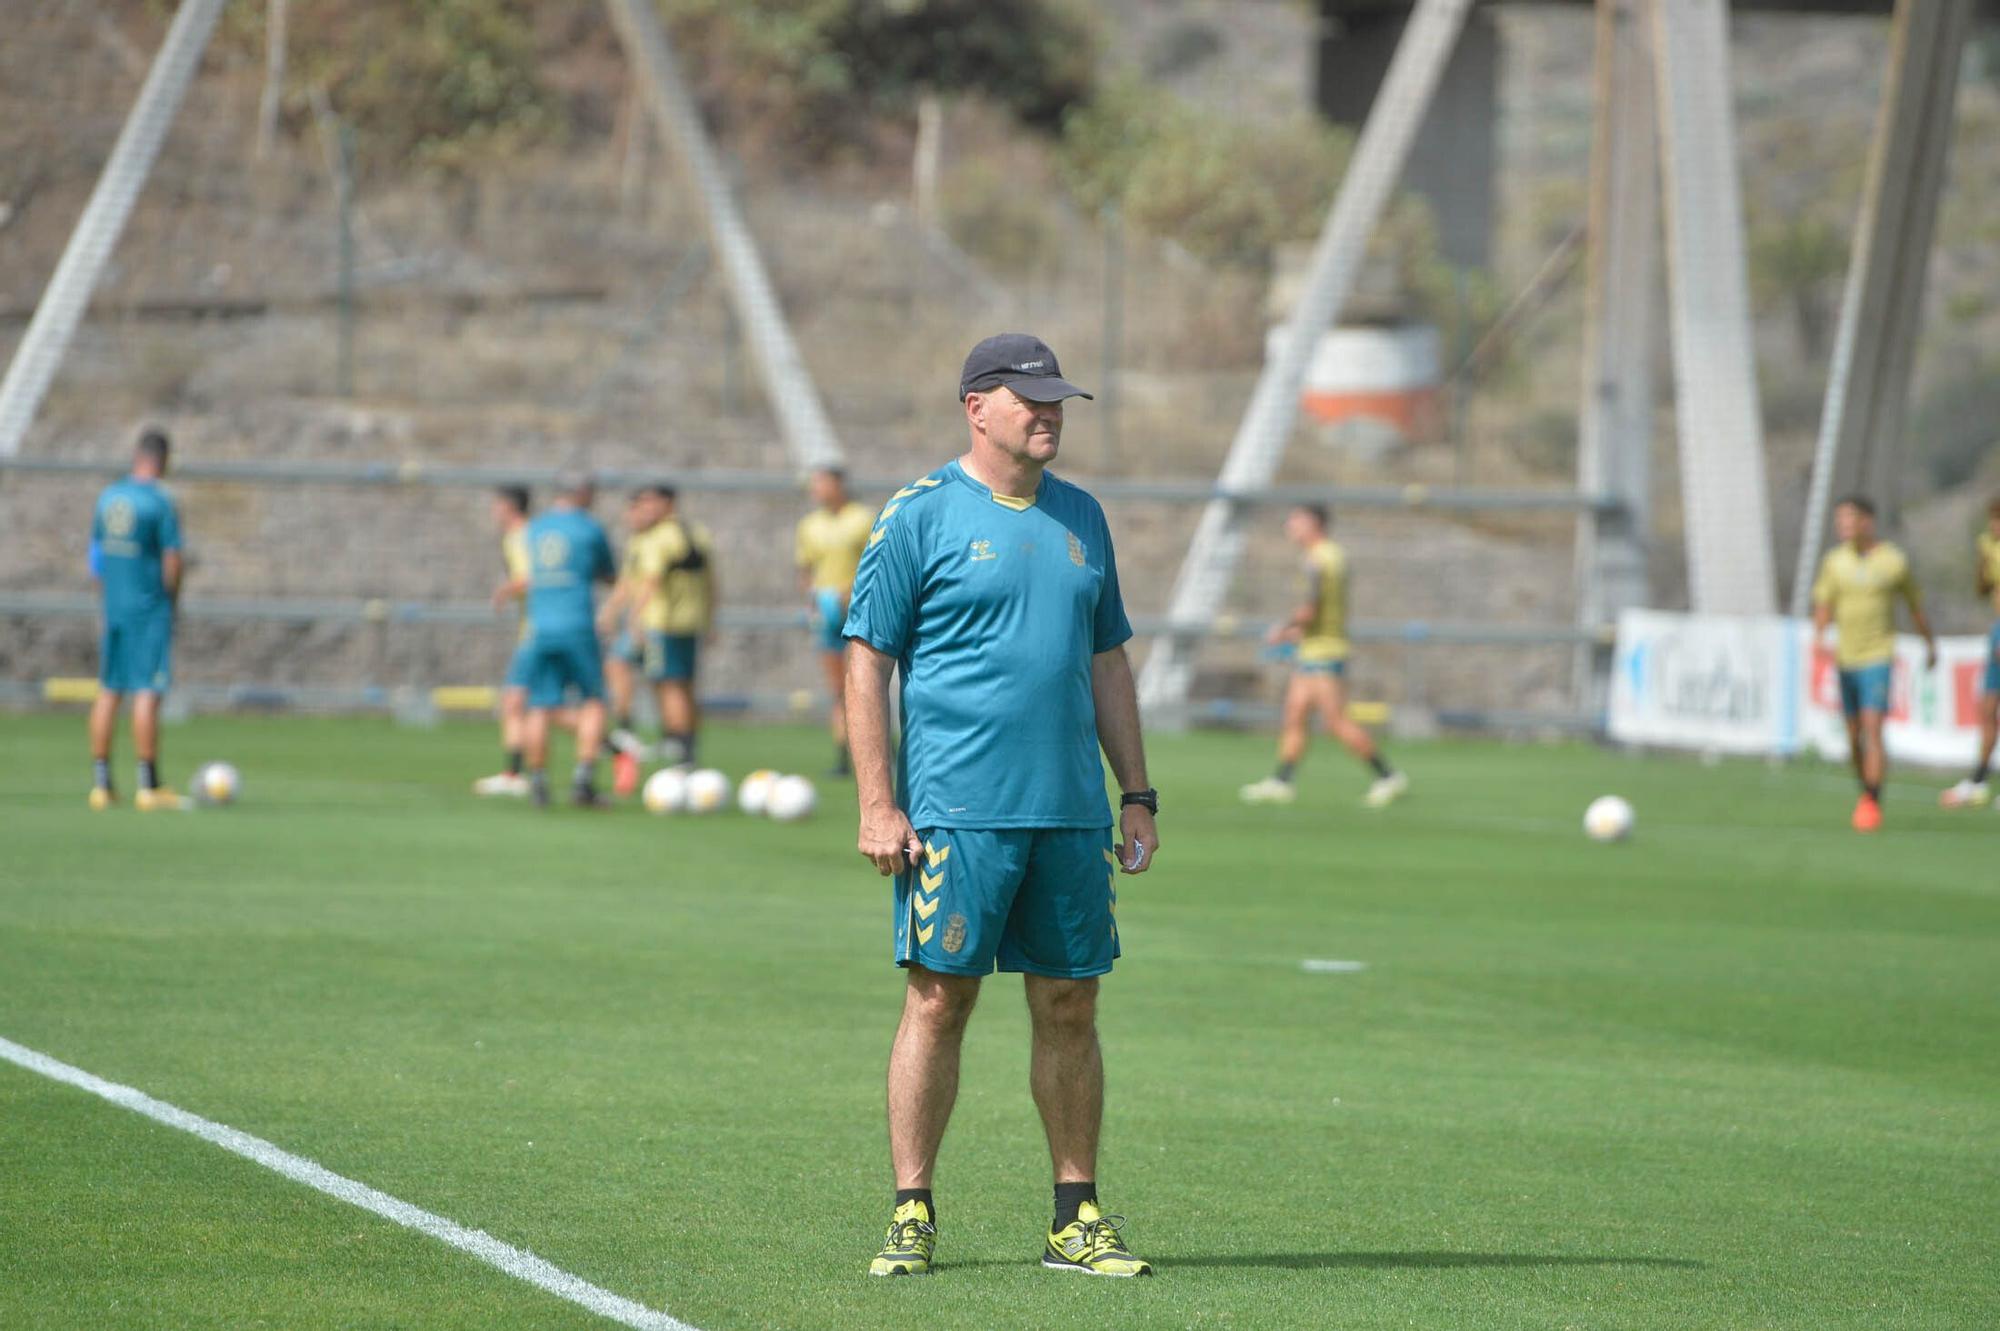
[536,532,570,568]
[941,913,968,954]
[1067,532,1086,567]
[104,498,136,538]
[968,539,996,563]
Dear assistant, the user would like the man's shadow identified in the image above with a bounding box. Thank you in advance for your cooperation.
[1165,1251,1704,1271]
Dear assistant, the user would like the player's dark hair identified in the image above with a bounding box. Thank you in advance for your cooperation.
[815,466,847,486]
[1293,502,1330,530]
[1987,495,2000,518]
[496,485,530,516]
[135,429,171,465]
[1835,494,1876,518]
[642,482,677,502]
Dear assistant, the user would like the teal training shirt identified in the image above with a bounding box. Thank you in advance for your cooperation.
[91,477,182,620]
[844,459,1132,830]
[524,506,614,639]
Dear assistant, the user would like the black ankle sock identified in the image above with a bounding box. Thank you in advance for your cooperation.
[1053,1181,1096,1230]
[894,1188,934,1223]
[505,749,523,776]
[834,744,851,774]
[137,759,158,792]
[572,761,596,790]
[93,758,112,790]
[1275,760,1296,783]
[1975,761,1991,785]
[1864,783,1882,802]
[1368,754,1393,779]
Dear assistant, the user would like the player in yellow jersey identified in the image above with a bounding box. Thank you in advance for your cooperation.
[1240,504,1406,808]
[796,467,874,776]
[1940,497,2000,809]
[1811,496,1936,832]
[603,484,717,769]
[474,487,535,797]
[602,490,656,789]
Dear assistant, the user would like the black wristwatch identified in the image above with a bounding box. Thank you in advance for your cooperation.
[1120,788,1159,814]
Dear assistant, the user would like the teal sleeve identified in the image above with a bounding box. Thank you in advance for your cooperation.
[1091,517,1132,654]
[843,515,918,657]
[159,498,183,551]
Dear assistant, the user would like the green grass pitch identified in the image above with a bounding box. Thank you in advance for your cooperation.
[2,711,1996,1329]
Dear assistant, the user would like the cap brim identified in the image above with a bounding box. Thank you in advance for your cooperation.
[1000,375,1093,402]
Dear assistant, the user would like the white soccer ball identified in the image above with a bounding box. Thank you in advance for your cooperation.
[194,760,240,807]
[1583,794,1635,843]
[641,767,689,814]
[684,768,731,814]
[737,769,780,816]
[767,774,817,823]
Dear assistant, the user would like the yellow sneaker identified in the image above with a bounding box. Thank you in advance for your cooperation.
[1043,1201,1153,1277]
[868,1199,936,1277]
[134,788,185,812]
[88,787,116,811]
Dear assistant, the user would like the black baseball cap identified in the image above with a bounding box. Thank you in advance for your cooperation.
[958,333,1093,403]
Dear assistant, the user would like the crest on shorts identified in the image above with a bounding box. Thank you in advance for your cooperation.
[1067,532,1086,567]
[942,913,968,954]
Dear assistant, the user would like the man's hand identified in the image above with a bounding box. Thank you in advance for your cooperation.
[1115,804,1159,875]
[859,801,922,877]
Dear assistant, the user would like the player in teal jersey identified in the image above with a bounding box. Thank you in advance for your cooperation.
[520,472,616,807]
[845,334,1158,1279]
[86,430,185,811]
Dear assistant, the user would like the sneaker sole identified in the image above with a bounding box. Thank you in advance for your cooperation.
[868,1264,930,1277]
[1040,1255,1152,1277]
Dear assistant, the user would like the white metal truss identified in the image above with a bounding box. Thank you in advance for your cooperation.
[1649,0,1776,615]
[1137,0,1473,716]
[603,0,844,472]
[0,0,230,457]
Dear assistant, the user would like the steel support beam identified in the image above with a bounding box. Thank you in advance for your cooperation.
[1138,0,1473,718]
[1650,0,1777,615]
[1791,0,1969,612]
[603,0,843,471]
[0,0,229,457]
[1573,0,1660,708]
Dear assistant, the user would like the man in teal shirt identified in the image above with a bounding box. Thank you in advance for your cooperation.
[846,334,1160,1279]
[88,430,184,811]
[520,471,616,807]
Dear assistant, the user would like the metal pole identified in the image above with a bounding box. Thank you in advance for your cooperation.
[603,0,844,471]
[0,0,230,457]
[255,0,288,159]
[1101,204,1124,470]
[1138,0,1473,716]
[335,122,356,398]
[1791,0,1969,613]
[1650,0,1777,616]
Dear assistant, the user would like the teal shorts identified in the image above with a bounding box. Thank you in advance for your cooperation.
[1296,657,1347,677]
[811,588,846,654]
[643,632,698,682]
[524,632,605,709]
[100,611,172,694]
[502,640,534,690]
[1838,661,1893,718]
[611,630,641,665]
[1985,622,2000,696]
[894,827,1120,979]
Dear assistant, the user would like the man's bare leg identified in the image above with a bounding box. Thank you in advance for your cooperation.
[88,689,121,803]
[888,966,981,1189]
[1025,974,1102,1185]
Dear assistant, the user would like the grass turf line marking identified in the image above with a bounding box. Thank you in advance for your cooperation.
[1300,959,1368,974]
[0,1035,694,1331]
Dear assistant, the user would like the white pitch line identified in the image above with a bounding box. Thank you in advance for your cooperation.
[0,1035,694,1331]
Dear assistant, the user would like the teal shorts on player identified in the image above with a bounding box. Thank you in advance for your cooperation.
[99,611,173,694]
[811,588,846,654]
[610,630,641,665]
[1838,660,1893,718]
[893,827,1120,979]
[503,639,534,690]
[1985,622,2000,696]
[642,632,698,682]
[1296,657,1347,677]
[523,632,605,709]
